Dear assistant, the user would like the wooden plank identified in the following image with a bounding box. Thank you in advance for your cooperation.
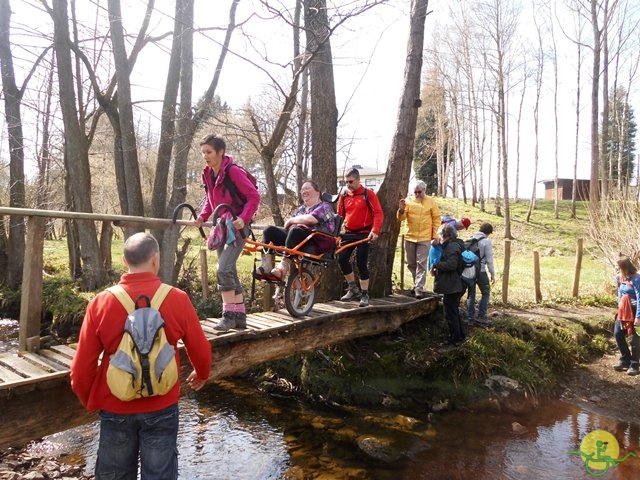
[0,364,25,383]
[39,349,72,368]
[49,344,77,359]
[244,317,276,329]
[0,354,51,378]
[313,304,352,314]
[253,312,294,326]
[18,352,66,372]
[262,311,300,323]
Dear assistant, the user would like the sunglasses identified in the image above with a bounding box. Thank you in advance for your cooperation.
[346,180,356,184]
[414,190,424,194]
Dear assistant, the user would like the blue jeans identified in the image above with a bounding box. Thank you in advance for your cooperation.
[95,404,179,480]
[613,319,639,367]
[463,271,491,320]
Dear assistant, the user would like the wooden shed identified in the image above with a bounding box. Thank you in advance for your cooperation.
[541,178,590,201]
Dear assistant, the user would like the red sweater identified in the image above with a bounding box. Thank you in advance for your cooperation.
[337,185,384,234]
[70,272,211,414]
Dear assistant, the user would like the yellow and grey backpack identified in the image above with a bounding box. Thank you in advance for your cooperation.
[106,283,179,401]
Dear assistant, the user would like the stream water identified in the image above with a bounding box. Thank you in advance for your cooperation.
[14,381,640,479]
[3,320,640,478]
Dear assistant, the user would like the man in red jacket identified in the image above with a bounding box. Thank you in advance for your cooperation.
[71,232,211,480]
[337,168,384,307]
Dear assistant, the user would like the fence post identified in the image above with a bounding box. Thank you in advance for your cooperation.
[19,216,45,352]
[400,234,405,291]
[533,251,542,303]
[572,238,583,297]
[502,239,511,305]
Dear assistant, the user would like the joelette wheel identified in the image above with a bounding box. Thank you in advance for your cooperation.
[284,267,316,317]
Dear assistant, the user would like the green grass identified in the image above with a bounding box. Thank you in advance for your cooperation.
[428,198,615,307]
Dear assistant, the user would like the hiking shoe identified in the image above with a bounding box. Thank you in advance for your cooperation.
[341,287,361,301]
[359,293,369,307]
[213,312,236,332]
[415,291,427,299]
[613,361,630,372]
[235,312,247,329]
[627,365,640,376]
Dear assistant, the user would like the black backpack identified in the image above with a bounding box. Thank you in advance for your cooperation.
[203,162,258,216]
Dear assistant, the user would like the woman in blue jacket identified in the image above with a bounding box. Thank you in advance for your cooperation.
[613,256,640,375]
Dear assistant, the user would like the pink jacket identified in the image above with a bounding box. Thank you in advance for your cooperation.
[198,155,260,225]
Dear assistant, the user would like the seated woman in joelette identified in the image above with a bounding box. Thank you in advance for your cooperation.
[256,180,336,281]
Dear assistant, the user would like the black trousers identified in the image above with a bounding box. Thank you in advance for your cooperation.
[442,291,465,343]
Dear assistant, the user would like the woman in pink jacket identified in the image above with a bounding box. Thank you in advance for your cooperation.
[194,134,260,331]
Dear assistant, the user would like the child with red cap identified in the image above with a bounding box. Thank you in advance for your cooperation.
[441,215,471,231]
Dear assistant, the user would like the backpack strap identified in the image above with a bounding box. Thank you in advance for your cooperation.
[223,163,245,213]
[150,283,173,310]
[107,283,172,312]
[107,285,135,313]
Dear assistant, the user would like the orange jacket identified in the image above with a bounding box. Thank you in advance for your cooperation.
[337,186,384,234]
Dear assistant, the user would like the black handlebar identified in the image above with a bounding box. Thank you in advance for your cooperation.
[171,203,206,239]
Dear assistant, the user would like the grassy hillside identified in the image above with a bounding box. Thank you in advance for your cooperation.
[427,198,614,307]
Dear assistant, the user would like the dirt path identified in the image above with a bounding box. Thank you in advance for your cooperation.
[498,305,640,425]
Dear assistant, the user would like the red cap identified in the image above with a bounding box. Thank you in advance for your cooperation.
[461,218,471,230]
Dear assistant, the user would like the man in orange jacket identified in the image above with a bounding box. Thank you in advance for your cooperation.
[71,232,211,479]
[337,168,384,307]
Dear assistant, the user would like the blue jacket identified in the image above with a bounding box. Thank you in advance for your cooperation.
[616,273,640,320]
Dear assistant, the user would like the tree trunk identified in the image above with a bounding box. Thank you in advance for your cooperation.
[589,0,601,206]
[107,0,145,222]
[369,0,429,296]
[305,0,338,195]
[0,0,26,288]
[49,0,105,290]
[158,0,239,282]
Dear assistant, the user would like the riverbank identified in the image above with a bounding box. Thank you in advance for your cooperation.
[3,304,634,479]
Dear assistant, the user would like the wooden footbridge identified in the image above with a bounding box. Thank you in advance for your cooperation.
[0,293,439,396]
[0,293,439,449]
[0,206,441,448]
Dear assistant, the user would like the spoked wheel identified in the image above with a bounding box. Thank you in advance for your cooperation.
[284,267,316,317]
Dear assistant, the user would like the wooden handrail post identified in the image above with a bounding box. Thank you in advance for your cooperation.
[572,238,583,297]
[19,216,45,352]
[400,234,405,291]
[199,249,209,300]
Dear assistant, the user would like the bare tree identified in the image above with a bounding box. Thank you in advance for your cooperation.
[369,0,429,296]
[473,0,520,237]
[45,0,106,289]
[526,8,545,223]
[305,0,338,194]
[106,0,145,218]
[0,0,26,288]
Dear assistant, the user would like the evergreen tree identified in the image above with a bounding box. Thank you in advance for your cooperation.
[604,87,637,186]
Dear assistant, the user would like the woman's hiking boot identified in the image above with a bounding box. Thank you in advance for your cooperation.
[341,282,361,301]
[213,311,247,331]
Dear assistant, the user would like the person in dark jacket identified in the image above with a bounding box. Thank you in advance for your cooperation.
[431,223,465,345]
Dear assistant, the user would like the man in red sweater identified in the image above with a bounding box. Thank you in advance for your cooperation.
[71,232,211,479]
[337,168,384,307]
